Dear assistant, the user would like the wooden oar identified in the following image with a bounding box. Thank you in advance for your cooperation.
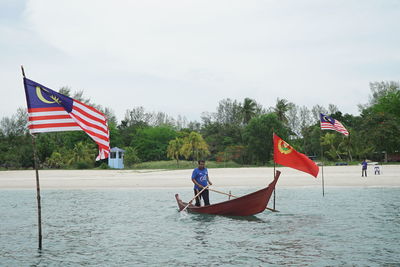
[266,207,279,212]
[209,188,279,212]
[209,188,238,198]
[180,185,209,212]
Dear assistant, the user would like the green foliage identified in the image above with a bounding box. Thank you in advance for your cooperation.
[0,108,28,136]
[215,98,243,125]
[45,152,66,169]
[372,90,400,117]
[0,132,33,169]
[66,142,96,169]
[358,109,400,154]
[133,160,197,169]
[273,98,293,124]
[241,97,258,124]
[215,145,246,165]
[203,122,243,158]
[301,125,320,156]
[70,142,96,163]
[180,132,210,162]
[321,133,346,161]
[98,162,110,169]
[124,146,141,167]
[167,137,184,166]
[367,81,399,106]
[244,113,287,165]
[108,122,123,148]
[75,161,91,169]
[131,126,177,161]
[132,160,242,170]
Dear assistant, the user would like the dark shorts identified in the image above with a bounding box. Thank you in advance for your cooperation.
[194,189,210,206]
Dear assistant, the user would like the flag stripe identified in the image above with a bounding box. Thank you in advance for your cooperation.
[70,111,108,136]
[28,107,66,113]
[72,121,110,144]
[29,127,83,133]
[74,102,108,123]
[74,100,105,120]
[29,111,71,118]
[29,123,82,129]
[29,115,73,121]
[29,119,78,125]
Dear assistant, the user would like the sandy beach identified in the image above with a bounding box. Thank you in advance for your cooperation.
[0,165,398,189]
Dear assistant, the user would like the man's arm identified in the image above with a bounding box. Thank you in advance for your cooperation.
[192,178,204,188]
[207,175,213,185]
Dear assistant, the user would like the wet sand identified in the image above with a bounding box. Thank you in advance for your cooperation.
[0,165,398,189]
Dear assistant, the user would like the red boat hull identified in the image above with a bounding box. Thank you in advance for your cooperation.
[175,171,281,216]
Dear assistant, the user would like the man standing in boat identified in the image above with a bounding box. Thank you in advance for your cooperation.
[191,160,213,206]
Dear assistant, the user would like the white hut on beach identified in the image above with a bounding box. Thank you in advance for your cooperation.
[108,147,125,169]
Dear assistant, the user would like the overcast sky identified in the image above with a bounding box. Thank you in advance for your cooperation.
[1,0,399,123]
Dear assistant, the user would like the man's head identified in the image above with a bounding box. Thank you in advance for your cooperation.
[198,160,205,169]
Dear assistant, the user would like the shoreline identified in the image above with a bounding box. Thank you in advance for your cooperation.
[0,165,399,189]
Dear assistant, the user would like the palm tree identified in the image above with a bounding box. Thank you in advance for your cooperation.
[167,138,184,166]
[181,132,210,162]
[321,133,343,160]
[274,98,292,124]
[241,97,257,124]
[338,133,353,161]
[68,142,94,166]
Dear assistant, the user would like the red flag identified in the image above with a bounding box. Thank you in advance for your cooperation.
[273,133,319,178]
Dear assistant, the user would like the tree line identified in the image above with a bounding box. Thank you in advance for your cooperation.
[1,81,399,169]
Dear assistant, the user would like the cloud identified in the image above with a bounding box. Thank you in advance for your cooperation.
[1,0,399,122]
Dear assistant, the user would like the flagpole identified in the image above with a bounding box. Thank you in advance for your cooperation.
[272,132,276,210]
[22,66,43,250]
[273,162,276,210]
[320,131,325,197]
[319,113,350,197]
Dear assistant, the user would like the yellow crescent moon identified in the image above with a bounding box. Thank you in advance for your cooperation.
[36,86,56,104]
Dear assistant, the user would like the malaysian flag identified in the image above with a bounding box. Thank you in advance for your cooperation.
[23,78,110,160]
[320,113,349,136]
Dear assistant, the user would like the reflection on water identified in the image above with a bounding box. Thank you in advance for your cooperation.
[0,188,399,266]
[224,214,266,222]
[190,213,217,223]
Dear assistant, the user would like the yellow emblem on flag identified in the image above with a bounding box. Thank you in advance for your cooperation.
[278,139,293,154]
[36,86,61,104]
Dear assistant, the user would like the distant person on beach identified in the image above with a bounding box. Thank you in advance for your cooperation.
[374,165,380,175]
[361,159,368,177]
[191,160,213,206]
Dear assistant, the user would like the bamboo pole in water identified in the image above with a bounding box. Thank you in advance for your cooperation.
[21,65,43,249]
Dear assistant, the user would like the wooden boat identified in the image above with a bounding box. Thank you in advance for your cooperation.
[175,170,281,216]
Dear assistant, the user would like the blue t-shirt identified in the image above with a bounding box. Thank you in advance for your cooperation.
[191,167,209,190]
[362,161,367,169]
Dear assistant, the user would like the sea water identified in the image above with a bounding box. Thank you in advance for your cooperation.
[1,187,399,266]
